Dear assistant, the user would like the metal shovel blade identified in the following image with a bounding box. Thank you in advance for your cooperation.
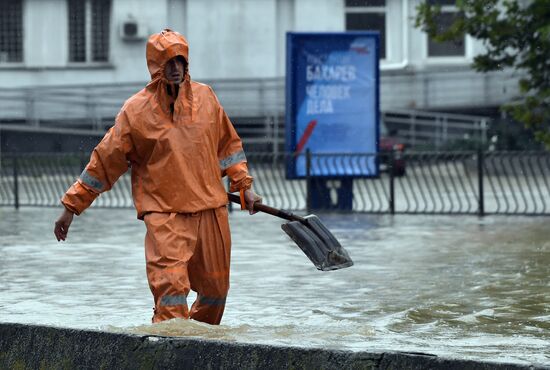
[281,215,354,271]
[225,192,353,271]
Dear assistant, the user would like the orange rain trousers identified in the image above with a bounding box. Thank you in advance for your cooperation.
[144,206,231,324]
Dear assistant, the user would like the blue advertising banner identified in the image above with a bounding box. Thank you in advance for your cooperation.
[286,32,380,179]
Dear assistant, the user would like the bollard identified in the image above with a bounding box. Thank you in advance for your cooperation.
[13,156,19,210]
[477,148,484,216]
[389,151,395,215]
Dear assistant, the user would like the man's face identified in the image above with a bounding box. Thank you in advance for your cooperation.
[164,56,186,84]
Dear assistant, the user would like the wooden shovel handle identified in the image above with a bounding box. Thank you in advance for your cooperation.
[227,192,304,222]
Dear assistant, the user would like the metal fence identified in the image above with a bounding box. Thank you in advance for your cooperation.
[0,78,284,126]
[1,151,549,215]
[382,109,489,149]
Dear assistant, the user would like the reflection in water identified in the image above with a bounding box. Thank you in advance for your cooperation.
[0,207,548,365]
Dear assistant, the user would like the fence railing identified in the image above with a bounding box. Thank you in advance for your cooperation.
[0,78,284,126]
[382,109,490,149]
[1,151,549,215]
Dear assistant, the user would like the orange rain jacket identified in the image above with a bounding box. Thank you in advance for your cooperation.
[62,30,253,217]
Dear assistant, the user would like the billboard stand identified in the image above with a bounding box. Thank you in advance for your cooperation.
[305,149,353,211]
[308,178,353,211]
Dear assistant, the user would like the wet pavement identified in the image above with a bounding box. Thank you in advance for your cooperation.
[0,206,548,365]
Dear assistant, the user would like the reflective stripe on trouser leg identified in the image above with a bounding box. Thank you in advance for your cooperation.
[188,207,231,325]
[160,294,187,306]
[197,295,226,306]
[144,212,199,323]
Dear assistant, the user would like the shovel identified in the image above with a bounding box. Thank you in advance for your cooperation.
[227,192,353,271]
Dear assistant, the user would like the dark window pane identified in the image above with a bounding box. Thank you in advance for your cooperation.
[428,12,465,56]
[428,0,456,5]
[0,0,23,63]
[68,0,86,62]
[346,13,386,59]
[92,0,111,62]
[345,0,385,6]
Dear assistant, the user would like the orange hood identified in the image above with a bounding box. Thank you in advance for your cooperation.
[145,29,193,121]
[146,29,189,82]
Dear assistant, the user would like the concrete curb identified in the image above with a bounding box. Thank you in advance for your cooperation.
[0,323,547,369]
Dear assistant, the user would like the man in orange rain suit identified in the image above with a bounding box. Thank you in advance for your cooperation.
[53,29,262,325]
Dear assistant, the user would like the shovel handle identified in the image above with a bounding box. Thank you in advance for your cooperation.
[227,192,305,223]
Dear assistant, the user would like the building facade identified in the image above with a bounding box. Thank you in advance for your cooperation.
[0,0,521,156]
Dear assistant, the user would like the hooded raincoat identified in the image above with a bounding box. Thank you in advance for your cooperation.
[62,30,252,218]
[61,29,252,324]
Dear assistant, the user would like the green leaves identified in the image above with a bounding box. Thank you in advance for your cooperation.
[415,0,550,148]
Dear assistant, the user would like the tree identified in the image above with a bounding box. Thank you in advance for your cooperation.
[415,0,550,148]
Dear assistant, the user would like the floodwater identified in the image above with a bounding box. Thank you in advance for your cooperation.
[0,207,548,366]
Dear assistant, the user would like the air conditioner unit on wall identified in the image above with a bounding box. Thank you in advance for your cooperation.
[120,18,147,41]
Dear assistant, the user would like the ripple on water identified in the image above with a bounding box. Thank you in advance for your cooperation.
[0,208,548,365]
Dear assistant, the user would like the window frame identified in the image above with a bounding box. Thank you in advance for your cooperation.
[344,1,390,61]
[0,0,24,66]
[423,4,472,63]
[67,0,112,66]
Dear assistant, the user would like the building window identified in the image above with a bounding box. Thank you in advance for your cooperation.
[68,0,111,63]
[344,0,386,59]
[0,0,23,63]
[427,0,465,57]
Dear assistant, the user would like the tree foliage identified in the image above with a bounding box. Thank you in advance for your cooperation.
[415,0,550,148]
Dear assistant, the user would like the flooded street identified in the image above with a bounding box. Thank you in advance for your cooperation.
[0,207,548,365]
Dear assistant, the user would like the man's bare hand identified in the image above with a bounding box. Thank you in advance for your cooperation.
[244,189,262,215]
[54,208,74,241]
